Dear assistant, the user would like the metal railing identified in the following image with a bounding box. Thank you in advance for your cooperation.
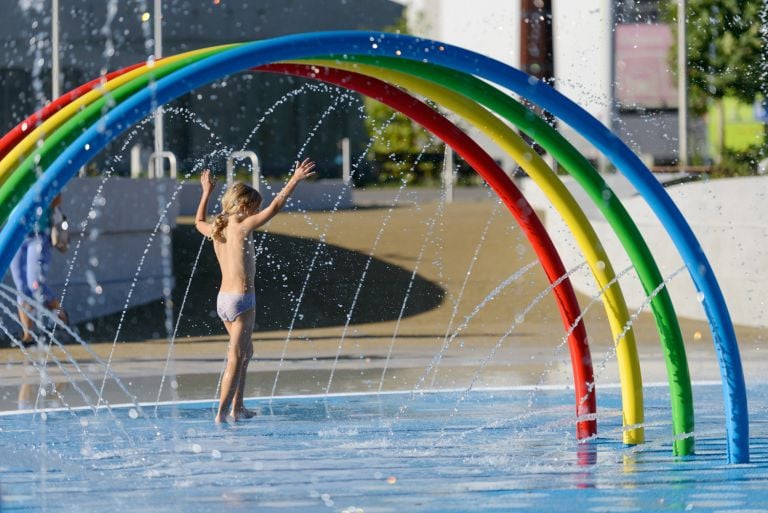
[148,151,177,179]
[443,146,454,203]
[341,137,351,185]
[226,151,261,191]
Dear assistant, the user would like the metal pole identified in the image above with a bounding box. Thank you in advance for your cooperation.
[54,0,80,176]
[130,144,143,178]
[443,145,454,204]
[51,0,60,99]
[599,0,616,174]
[341,137,351,185]
[678,0,688,169]
[153,0,164,158]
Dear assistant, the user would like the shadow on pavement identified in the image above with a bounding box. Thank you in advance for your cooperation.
[76,224,445,342]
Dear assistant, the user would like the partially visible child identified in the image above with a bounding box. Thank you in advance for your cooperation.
[10,193,69,347]
[195,159,316,423]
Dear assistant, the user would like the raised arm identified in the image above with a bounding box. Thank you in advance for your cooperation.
[194,169,216,238]
[241,158,316,232]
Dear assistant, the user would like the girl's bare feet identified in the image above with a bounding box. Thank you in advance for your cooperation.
[231,407,258,421]
[20,334,35,349]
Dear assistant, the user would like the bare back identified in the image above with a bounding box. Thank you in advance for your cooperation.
[212,218,256,294]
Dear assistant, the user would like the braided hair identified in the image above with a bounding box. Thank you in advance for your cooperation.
[210,182,262,243]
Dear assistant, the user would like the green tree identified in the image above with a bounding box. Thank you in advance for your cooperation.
[665,0,763,115]
[363,97,442,184]
[665,0,766,172]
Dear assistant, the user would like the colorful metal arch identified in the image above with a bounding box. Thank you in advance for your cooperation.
[0,44,697,453]
[0,31,746,462]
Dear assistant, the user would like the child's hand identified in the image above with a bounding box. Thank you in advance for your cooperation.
[201,169,216,194]
[291,158,316,182]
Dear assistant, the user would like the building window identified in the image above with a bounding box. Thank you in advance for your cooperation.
[615,0,661,24]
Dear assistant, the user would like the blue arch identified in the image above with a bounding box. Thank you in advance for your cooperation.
[0,31,747,462]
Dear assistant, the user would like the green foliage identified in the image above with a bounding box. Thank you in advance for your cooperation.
[363,97,443,184]
[664,0,764,116]
[710,142,767,177]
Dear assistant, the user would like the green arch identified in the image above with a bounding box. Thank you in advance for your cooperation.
[0,40,693,455]
[312,55,693,456]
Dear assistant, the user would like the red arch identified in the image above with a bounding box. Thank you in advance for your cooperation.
[260,63,596,437]
[0,59,597,439]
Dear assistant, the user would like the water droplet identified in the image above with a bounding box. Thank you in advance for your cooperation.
[128,408,138,419]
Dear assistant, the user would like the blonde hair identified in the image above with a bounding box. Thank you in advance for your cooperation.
[210,182,262,243]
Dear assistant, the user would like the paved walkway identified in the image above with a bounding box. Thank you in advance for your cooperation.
[1,193,765,412]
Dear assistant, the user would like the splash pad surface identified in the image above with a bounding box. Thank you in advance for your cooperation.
[3,384,768,513]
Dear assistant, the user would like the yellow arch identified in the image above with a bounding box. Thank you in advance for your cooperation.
[303,59,644,444]
[0,46,644,445]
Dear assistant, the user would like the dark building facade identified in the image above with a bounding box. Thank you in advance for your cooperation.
[0,0,404,179]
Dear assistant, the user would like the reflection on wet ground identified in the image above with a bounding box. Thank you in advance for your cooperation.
[4,385,768,513]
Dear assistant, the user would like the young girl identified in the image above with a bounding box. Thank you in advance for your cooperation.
[195,159,316,423]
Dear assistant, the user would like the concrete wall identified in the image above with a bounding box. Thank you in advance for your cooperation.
[176,179,353,216]
[552,0,613,163]
[2,178,178,332]
[519,175,768,328]
[0,174,352,342]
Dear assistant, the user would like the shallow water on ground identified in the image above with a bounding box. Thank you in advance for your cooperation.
[2,384,768,512]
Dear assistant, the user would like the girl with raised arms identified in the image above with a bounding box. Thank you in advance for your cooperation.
[195,158,316,422]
